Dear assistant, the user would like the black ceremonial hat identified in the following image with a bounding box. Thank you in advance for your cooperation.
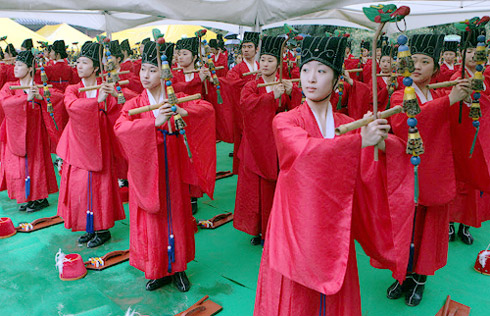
[360,40,371,51]
[300,36,347,75]
[461,28,486,48]
[108,40,123,59]
[176,37,199,56]
[410,34,445,62]
[52,40,68,59]
[260,36,286,61]
[120,39,131,52]
[21,38,33,50]
[162,42,175,64]
[380,45,396,58]
[80,42,101,67]
[142,41,159,66]
[243,32,260,47]
[443,40,459,53]
[16,50,34,67]
[6,43,17,57]
[209,39,218,49]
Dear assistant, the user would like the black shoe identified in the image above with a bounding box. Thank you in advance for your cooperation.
[191,197,198,215]
[405,274,427,307]
[25,199,49,213]
[387,279,410,300]
[228,152,233,157]
[18,201,33,212]
[172,271,191,292]
[78,232,95,244]
[250,235,262,246]
[146,276,172,291]
[449,222,456,242]
[458,224,474,245]
[87,230,111,248]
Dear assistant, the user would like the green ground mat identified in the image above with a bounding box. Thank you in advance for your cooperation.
[1,142,489,316]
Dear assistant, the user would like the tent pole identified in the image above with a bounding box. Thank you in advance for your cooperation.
[104,10,112,39]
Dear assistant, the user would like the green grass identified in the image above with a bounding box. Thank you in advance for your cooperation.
[0,142,489,315]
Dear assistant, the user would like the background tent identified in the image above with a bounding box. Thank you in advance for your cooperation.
[110,25,218,46]
[0,18,48,48]
[37,23,93,45]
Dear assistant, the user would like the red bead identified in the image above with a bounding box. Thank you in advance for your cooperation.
[157,37,165,45]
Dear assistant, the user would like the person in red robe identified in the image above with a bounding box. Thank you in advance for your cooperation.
[208,35,229,77]
[362,36,386,86]
[377,45,405,111]
[107,40,143,94]
[114,41,216,292]
[131,37,150,76]
[41,40,80,93]
[119,39,135,74]
[0,50,59,212]
[387,34,479,306]
[225,31,260,174]
[437,40,460,83]
[254,36,415,316]
[57,42,125,248]
[234,36,302,245]
[447,29,490,244]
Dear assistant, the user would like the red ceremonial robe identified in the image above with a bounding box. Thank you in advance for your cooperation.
[254,102,414,316]
[332,79,372,120]
[117,69,143,94]
[437,62,459,83]
[211,52,229,77]
[120,59,135,74]
[57,81,125,231]
[377,75,405,113]
[390,87,464,275]
[40,60,80,92]
[234,77,301,236]
[0,82,59,203]
[114,90,216,279]
[447,69,490,226]
[132,59,142,76]
[226,60,260,174]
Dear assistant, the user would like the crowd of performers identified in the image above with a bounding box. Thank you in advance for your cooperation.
[0,22,489,315]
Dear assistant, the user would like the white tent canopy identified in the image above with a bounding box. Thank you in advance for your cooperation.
[0,1,489,33]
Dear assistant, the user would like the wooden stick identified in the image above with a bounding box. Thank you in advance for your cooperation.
[78,80,129,92]
[377,73,400,77]
[10,84,53,90]
[128,93,202,115]
[99,70,130,77]
[183,66,224,74]
[426,80,458,90]
[346,68,363,73]
[372,22,386,161]
[242,70,260,77]
[172,67,183,71]
[335,105,402,136]
[257,78,300,88]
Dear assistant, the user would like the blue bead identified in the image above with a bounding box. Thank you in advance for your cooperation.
[41,67,44,71]
[166,81,172,86]
[397,35,408,45]
[43,82,47,86]
[50,113,53,117]
[217,85,220,89]
[477,42,485,47]
[203,40,207,44]
[476,64,484,72]
[338,92,343,96]
[478,35,486,42]
[117,86,121,91]
[46,98,50,102]
[474,92,481,99]
[106,51,111,56]
[171,106,177,112]
[296,48,301,53]
[163,61,168,65]
[403,77,413,86]
[398,45,409,52]
[410,156,421,166]
[212,70,216,74]
[162,55,167,61]
[179,129,185,135]
[208,54,212,59]
[473,120,480,128]
[407,117,417,127]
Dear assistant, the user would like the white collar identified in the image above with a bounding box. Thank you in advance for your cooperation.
[466,68,475,78]
[413,83,433,104]
[244,59,258,72]
[309,102,335,139]
[214,52,220,62]
[146,89,164,118]
[54,59,65,64]
[82,79,97,99]
[444,61,455,70]
[184,72,195,82]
